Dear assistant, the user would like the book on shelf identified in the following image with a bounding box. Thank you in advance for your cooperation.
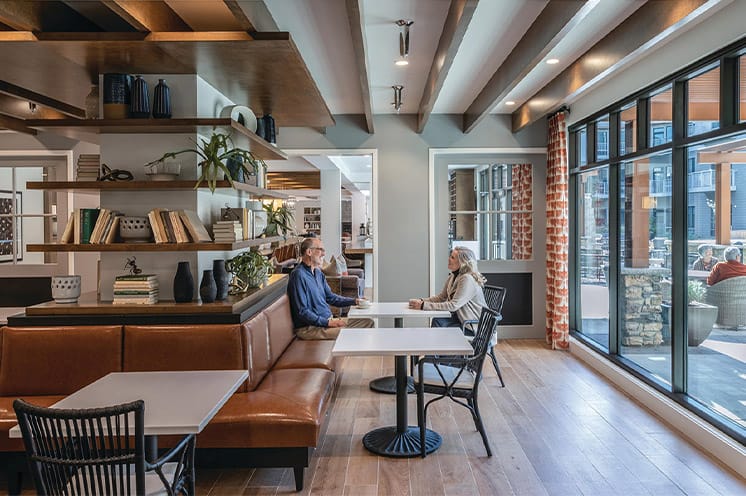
[169,210,190,243]
[74,208,100,244]
[113,289,159,296]
[179,210,212,243]
[147,209,168,243]
[60,212,75,244]
[115,274,158,281]
[112,297,158,305]
[159,210,177,243]
[104,215,121,244]
[220,207,250,241]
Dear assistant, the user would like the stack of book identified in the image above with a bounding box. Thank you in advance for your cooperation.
[113,274,159,304]
[76,154,100,181]
[212,220,243,242]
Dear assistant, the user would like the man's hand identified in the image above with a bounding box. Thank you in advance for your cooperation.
[328,317,346,328]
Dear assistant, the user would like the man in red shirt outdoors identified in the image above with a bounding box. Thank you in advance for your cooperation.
[706,246,746,286]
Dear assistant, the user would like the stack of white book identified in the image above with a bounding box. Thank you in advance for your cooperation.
[76,154,100,181]
[112,274,159,304]
[212,221,243,242]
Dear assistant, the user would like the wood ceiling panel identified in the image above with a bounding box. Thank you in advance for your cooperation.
[0,31,335,128]
[267,171,320,190]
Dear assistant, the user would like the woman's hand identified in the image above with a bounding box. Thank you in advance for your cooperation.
[408,298,424,309]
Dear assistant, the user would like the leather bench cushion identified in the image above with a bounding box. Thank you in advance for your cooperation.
[273,339,336,371]
[0,395,64,451]
[263,295,296,366]
[0,326,122,397]
[123,324,247,392]
[242,313,271,391]
[194,368,335,448]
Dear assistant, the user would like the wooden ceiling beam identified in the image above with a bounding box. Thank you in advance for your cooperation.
[223,0,256,32]
[101,0,191,32]
[512,0,714,133]
[417,0,477,134]
[0,79,85,119]
[62,1,139,32]
[224,0,279,32]
[0,0,100,32]
[0,114,36,135]
[346,0,374,134]
[462,0,587,133]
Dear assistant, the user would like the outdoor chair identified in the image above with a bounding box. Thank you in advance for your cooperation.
[463,285,506,386]
[13,398,196,496]
[415,306,501,457]
[705,276,746,328]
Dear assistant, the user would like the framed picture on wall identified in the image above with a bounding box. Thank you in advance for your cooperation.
[0,190,22,263]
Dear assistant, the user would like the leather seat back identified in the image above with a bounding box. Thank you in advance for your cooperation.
[123,324,247,392]
[0,326,122,396]
[242,313,272,391]
[262,295,295,366]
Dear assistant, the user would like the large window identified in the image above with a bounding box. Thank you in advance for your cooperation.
[569,40,746,442]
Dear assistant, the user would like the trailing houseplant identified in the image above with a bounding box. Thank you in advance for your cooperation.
[225,249,273,294]
[262,202,295,237]
[145,132,260,192]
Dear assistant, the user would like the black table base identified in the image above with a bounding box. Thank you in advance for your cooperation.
[362,426,441,458]
[369,375,415,394]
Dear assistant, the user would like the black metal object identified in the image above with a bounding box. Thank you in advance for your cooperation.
[13,398,195,495]
[416,307,500,457]
[363,355,442,457]
[463,285,506,386]
[0,277,51,307]
[368,316,416,395]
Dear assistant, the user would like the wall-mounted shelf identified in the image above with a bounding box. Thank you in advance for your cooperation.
[24,118,287,161]
[25,180,289,199]
[27,236,285,253]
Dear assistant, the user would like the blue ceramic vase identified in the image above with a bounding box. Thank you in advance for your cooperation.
[152,79,172,118]
[129,75,150,118]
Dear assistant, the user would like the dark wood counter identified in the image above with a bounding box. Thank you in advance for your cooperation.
[8,275,287,326]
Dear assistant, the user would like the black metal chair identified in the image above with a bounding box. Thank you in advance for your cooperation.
[415,306,501,457]
[463,285,507,387]
[13,398,196,496]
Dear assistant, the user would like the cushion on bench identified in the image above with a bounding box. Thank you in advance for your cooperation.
[0,326,122,397]
[273,339,337,371]
[0,395,64,451]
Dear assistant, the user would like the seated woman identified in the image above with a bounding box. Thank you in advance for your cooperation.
[692,244,718,271]
[408,246,486,327]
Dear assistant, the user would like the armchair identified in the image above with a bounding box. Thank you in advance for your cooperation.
[326,274,362,317]
[13,398,196,496]
[415,307,501,457]
[705,276,746,328]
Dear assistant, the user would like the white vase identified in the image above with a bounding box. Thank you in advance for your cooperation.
[51,275,82,304]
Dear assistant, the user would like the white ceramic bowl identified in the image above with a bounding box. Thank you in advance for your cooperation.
[51,275,81,304]
[119,216,153,242]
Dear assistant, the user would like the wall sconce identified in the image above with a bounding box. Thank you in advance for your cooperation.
[392,85,403,112]
[395,19,413,66]
[28,102,37,113]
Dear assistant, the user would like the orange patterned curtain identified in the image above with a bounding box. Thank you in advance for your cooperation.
[511,164,533,260]
[546,112,570,350]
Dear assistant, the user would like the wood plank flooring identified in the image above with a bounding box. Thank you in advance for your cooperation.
[3,339,744,495]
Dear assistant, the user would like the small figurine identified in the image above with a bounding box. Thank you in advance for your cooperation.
[124,256,142,275]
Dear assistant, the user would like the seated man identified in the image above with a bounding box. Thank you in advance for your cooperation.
[288,237,373,340]
[707,246,746,286]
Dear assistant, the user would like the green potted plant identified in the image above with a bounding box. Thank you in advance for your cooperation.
[145,132,260,192]
[687,280,718,346]
[225,249,273,294]
[262,202,295,237]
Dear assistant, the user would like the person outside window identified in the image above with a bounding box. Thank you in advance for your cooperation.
[288,237,372,340]
[408,246,486,327]
[692,244,718,271]
[706,246,746,286]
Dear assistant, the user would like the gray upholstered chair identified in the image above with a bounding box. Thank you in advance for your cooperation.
[705,276,746,328]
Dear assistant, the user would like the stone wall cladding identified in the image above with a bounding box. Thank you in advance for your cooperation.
[621,267,670,346]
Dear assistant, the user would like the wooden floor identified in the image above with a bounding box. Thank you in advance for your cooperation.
[4,339,745,495]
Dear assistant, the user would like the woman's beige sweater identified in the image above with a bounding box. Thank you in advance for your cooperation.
[422,272,486,325]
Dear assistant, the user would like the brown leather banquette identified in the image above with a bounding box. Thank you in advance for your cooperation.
[0,295,337,492]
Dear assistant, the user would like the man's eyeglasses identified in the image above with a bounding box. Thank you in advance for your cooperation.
[311,247,326,252]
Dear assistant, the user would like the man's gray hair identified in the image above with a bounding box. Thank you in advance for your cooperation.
[300,237,317,256]
[723,246,741,261]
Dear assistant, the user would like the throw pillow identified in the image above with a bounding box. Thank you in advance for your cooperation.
[336,254,349,276]
[322,255,339,276]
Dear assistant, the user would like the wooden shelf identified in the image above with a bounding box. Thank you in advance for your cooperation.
[24,118,287,161]
[25,180,289,199]
[24,274,287,317]
[27,236,286,253]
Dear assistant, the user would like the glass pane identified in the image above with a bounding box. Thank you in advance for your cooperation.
[738,55,746,122]
[686,133,746,431]
[578,168,610,348]
[578,128,588,166]
[619,152,672,386]
[687,65,720,136]
[596,115,609,161]
[649,85,672,147]
[619,103,637,155]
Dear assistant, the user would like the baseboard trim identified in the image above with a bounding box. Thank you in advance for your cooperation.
[569,336,746,476]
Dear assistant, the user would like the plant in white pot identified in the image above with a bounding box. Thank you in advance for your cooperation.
[687,280,718,346]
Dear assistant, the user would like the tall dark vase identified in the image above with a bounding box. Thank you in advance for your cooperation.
[262,114,276,143]
[255,118,265,141]
[212,259,230,300]
[173,261,194,303]
[200,269,217,303]
[152,79,172,118]
[130,75,150,118]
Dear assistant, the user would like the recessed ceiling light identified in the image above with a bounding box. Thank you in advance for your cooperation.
[505,101,515,106]
[546,58,559,65]
[395,58,409,66]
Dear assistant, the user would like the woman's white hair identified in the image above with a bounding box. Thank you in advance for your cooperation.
[452,246,486,286]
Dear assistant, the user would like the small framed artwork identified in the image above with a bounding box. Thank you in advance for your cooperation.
[0,190,22,263]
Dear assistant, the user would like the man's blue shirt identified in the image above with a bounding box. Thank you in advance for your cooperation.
[288,262,356,328]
